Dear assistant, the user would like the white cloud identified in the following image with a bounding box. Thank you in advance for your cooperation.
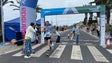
[38,0,94,8]
[3,0,20,22]
[3,0,94,26]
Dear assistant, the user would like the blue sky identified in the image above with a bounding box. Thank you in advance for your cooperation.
[3,0,94,26]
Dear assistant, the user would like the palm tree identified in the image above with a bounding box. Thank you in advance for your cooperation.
[90,0,112,24]
[0,0,13,29]
[36,5,42,13]
[10,0,42,13]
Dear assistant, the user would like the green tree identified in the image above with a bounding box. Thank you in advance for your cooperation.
[83,13,88,25]
[90,0,112,24]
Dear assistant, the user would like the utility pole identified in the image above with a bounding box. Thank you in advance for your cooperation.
[0,0,2,43]
[0,0,5,44]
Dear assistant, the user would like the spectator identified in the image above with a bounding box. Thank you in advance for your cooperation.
[24,22,37,58]
[75,25,80,45]
[96,24,100,37]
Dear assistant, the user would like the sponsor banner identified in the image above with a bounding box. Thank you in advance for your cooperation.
[20,7,26,38]
[20,0,38,38]
[100,15,106,46]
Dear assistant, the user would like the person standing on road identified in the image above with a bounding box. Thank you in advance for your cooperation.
[96,24,100,37]
[71,24,76,40]
[75,25,80,45]
[24,22,37,58]
[56,26,59,31]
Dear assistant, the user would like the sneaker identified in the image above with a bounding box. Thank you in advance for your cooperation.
[24,56,30,58]
[30,53,34,56]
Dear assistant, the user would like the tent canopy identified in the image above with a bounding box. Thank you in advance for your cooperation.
[4,18,41,42]
[4,17,20,42]
[36,19,41,26]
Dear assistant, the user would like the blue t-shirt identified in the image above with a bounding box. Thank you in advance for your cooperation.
[72,27,76,33]
[45,26,51,37]
[75,28,80,35]
[52,30,60,36]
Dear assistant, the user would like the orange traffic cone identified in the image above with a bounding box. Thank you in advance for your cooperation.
[106,38,111,47]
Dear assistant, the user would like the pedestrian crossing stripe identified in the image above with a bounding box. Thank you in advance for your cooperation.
[13,44,42,56]
[87,46,109,62]
[32,46,48,57]
[49,45,66,58]
[12,44,112,62]
[32,44,42,49]
[107,49,112,54]
[71,45,83,60]
[13,51,23,57]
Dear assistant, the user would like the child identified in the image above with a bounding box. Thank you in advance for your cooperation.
[68,31,70,39]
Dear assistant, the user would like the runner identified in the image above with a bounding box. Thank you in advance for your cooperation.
[53,30,60,43]
[42,21,52,55]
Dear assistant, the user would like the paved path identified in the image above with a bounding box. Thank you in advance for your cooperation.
[0,29,111,63]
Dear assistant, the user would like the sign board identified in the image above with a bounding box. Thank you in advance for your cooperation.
[100,15,106,47]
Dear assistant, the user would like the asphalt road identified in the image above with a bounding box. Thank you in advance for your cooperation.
[0,29,112,63]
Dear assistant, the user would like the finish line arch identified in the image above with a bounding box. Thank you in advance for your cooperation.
[40,5,106,47]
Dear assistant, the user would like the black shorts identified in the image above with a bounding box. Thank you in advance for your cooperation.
[44,37,51,40]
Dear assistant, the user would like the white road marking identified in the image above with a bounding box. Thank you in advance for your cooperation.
[32,46,48,57]
[13,44,42,56]
[107,49,112,54]
[49,45,66,58]
[4,48,21,54]
[87,46,109,62]
[12,51,23,56]
[61,42,68,45]
[71,45,83,60]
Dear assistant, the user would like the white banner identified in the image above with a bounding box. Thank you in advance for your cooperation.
[100,15,106,47]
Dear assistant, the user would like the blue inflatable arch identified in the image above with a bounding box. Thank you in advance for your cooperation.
[40,5,106,46]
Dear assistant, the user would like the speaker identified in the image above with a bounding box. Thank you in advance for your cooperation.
[16,32,22,40]
[15,32,23,46]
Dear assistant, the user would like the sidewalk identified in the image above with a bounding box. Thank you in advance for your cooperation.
[81,27,112,45]
[0,30,68,56]
[0,43,22,55]
[81,28,99,39]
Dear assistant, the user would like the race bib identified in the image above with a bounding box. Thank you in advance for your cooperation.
[45,32,51,37]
